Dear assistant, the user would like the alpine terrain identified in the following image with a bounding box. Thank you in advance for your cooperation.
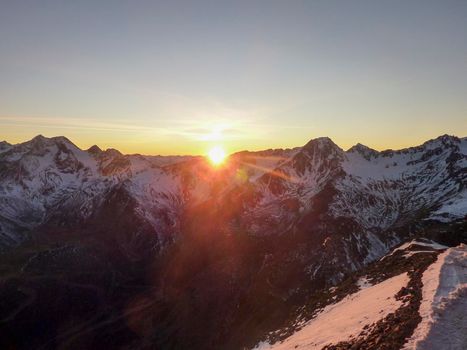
[0,134,465,350]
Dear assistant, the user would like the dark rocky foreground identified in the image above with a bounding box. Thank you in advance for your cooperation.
[0,220,465,350]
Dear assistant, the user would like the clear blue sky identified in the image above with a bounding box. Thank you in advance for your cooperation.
[1,0,466,155]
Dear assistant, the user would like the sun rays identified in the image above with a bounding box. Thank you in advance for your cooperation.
[208,146,227,166]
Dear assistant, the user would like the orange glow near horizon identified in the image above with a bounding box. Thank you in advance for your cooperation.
[207,146,227,166]
[1,121,465,157]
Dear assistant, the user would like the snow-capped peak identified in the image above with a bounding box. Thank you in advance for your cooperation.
[347,143,379,160]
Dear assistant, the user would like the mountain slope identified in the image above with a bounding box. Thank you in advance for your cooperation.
[253,241,466,350]
[0,134,465,349]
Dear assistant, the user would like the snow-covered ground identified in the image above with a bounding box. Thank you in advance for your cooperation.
[254,273,410,350]
[254,244,466,350]
[381,240,448,261]
[403,244,467,350]
[429,190,467,222]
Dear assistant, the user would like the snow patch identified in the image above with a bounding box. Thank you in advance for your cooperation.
[403,244,467,350]
[356,276,372,290]
[381,240,448,260]
[429,190,467,222]
[256,273,409,350]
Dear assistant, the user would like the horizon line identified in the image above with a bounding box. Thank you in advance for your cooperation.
[1,133,465,158]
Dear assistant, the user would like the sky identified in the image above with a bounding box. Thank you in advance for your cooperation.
[1,0,466,155]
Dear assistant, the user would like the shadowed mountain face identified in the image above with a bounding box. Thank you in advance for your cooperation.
[0,135,466,349]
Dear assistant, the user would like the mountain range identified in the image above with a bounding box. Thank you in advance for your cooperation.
[0,134,465,349]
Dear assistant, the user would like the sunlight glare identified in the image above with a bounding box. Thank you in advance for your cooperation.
[208,146,227,166]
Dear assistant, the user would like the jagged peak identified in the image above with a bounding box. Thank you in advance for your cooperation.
[104,148,123,157]
[285,137,344,176]
[300,137,344,159]
[347,143,375,152]
[30,134,47,143]
[26,135,49,149]
[305,136,333,144]
[347,143,379,160]
[87,145,102,154]
[436,134,459,141]
[303,136,341,151]
[370,134,464,158]
[379,134,462,157]
[423,134,460,147]
[28,134,73,145]
[16,135,81,154]
[50,135,74,145]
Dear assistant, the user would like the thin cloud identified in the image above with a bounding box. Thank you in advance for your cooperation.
[0,116,171,134]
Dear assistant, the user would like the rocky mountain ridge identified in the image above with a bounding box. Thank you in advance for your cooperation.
[0,134,465,349]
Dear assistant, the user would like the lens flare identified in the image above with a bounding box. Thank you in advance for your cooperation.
[208,146,227,166]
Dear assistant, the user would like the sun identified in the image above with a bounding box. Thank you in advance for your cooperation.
[208,146,227,166]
